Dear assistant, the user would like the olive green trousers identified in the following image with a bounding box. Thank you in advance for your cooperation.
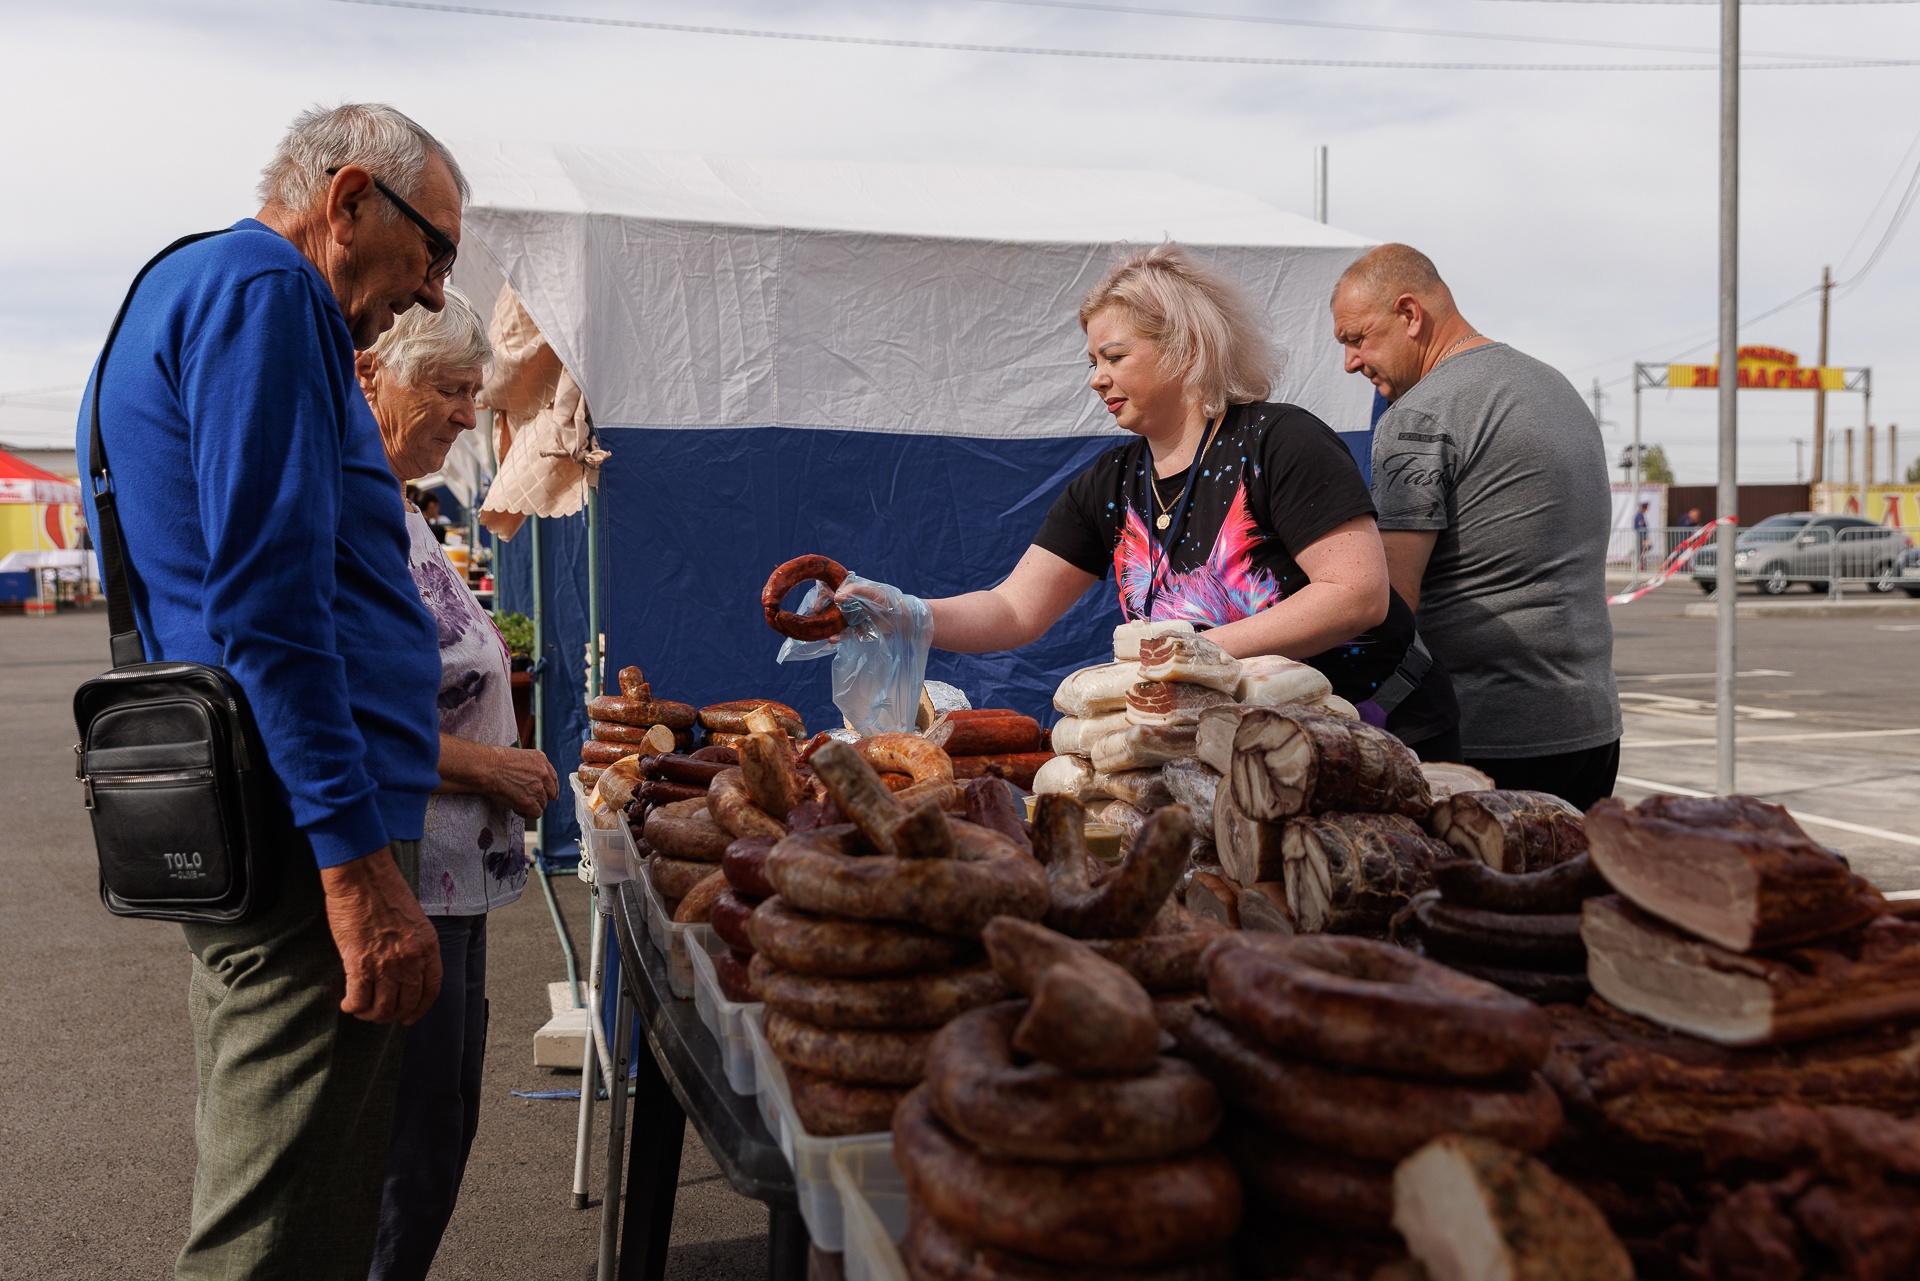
[175,841,419,1281]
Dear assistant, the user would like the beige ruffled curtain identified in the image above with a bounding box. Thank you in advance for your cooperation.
[478,286,610,541]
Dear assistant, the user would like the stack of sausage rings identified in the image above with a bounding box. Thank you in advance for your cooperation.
[579,667,698,788]
[1165,933,1564,1275]
[896,917,1241,1281]
[746,739,1050,1136]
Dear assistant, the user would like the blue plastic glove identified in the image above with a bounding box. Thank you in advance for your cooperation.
[775,573,932,736]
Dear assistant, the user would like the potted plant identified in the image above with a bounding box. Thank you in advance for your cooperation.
[496,612,537,747]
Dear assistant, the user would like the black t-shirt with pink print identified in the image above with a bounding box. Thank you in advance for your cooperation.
[1033,401,1456,747]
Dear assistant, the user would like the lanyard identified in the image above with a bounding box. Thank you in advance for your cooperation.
[1141,413,1221,621]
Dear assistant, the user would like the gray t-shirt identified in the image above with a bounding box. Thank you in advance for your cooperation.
[1371,343,1620,758]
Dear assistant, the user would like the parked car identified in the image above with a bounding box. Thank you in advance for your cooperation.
[1689,513,1911,596]
[1899,544,1920,598]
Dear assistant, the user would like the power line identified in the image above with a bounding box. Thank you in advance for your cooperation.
[1834,121,1920,275]
[1481,1,1920,6]
[1834,138,1920,295]
[329,0,1920,70]
[1577,287,1823,386]
[972,0,1856,61]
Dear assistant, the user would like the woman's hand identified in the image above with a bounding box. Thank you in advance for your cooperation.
[490,744,560,820]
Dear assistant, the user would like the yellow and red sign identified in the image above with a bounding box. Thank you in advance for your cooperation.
[1668,346,1845,391]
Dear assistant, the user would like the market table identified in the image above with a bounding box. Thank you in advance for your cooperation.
[606,878,808,1281]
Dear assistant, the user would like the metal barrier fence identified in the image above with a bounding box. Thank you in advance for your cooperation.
[1675,524,1919,598]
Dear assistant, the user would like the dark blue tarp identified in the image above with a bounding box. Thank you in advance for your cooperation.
[590,423,1374,732]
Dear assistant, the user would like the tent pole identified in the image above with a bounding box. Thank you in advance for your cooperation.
[587,486,602,699]
[531,512,546,782]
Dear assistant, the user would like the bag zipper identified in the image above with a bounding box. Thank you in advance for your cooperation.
[83,766,217,810]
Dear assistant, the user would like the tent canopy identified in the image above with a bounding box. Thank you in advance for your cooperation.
[452,143,1379,778]
[0,447,81,505]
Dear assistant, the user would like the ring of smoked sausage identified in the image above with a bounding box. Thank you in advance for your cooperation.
[925,1002,1221,1163]
[903,1209,1234,1281]
[765,1010,934,1086]
[587,666,697,730]
[710,890,762,954]
[698,699,807,739]
[1166,1007,1561,1162]
[766,822,1048,938]
[580,740,640,768]
[893,1089,1241,1269]
[650,854,719,902]
[747,895,978,978]
[716,947,757,1003]
[1202,934,1550,1082]
[722,837,778,899]
[748,954,1007,1029]
[784,1063,910,1137]
[643,797,732,862]
[762,555,848,641]
[1220,1124,1394,1231]
[857,732,956,785]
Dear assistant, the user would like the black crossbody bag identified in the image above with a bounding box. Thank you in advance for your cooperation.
[72,230,286,923]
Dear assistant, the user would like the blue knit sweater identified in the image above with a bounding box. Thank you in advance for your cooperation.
[78,219,440,868]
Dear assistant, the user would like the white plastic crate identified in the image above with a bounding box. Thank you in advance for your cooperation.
[687,931,758,1096]
[571,773,632,888]
[832,1143,910,1281]
[638,866,701,1000]
[743,1010,908,1252]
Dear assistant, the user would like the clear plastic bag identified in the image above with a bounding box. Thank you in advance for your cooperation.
[776,573,932,736]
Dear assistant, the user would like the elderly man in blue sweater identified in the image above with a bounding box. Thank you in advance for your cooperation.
[78,103,466,1280]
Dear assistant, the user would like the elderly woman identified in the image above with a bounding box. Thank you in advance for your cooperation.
[854,244,1458,755]
[355,286,559,1281]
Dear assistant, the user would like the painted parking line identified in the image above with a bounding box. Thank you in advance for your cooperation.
[1617,692,1796,722]
[1614,774,1920,849]
[1621,727,1920,750]
[1616,669,1792,683]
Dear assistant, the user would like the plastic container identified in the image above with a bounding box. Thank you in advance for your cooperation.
[831,1143,911,1281]
[744,1011,908,1251]
[638,866,702,1000]
[571,773,633,889]
[687,931,759,1095]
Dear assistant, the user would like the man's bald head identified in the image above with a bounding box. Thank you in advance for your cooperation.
[1332,243,1453,314]
[1329,244,1474,402]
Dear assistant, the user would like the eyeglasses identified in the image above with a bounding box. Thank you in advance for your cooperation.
[325,166,457,283]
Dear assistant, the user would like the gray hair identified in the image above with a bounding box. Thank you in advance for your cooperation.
[369,286,492,385]
[258,103,469,216]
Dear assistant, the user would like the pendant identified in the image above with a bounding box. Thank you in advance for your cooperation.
[1155,513,1171,531]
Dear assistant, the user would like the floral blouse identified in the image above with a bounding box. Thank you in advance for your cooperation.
[405,509,527,916]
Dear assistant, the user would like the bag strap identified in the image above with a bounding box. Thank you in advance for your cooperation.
[89,229,230,668]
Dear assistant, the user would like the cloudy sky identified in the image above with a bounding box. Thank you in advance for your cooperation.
[3,0,1917,486]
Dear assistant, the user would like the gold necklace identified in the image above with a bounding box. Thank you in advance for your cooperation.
[1149,415,1222,531]
[1434,331,1484,367]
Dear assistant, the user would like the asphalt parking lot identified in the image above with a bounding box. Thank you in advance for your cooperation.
[3,596,1915,1276]
[1610,583,1920,893]
[0,610,763,1280]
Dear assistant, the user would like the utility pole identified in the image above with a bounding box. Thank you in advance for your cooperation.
[1866,423,1876,490]
[1713,0,1739,794]
[1791,437,1806,483]
[1846,427,1856,487]
[1313,145,1329,224]
[1813,264,1832,484]
[1892,424,1900,484]
[1590,379,1607,431]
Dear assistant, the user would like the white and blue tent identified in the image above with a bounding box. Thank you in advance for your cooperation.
[453,143,1377,814]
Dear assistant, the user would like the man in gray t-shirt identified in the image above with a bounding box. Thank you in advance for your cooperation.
[1330,244,1621,809]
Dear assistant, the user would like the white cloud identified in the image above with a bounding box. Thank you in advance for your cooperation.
[3,0,1917,484]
